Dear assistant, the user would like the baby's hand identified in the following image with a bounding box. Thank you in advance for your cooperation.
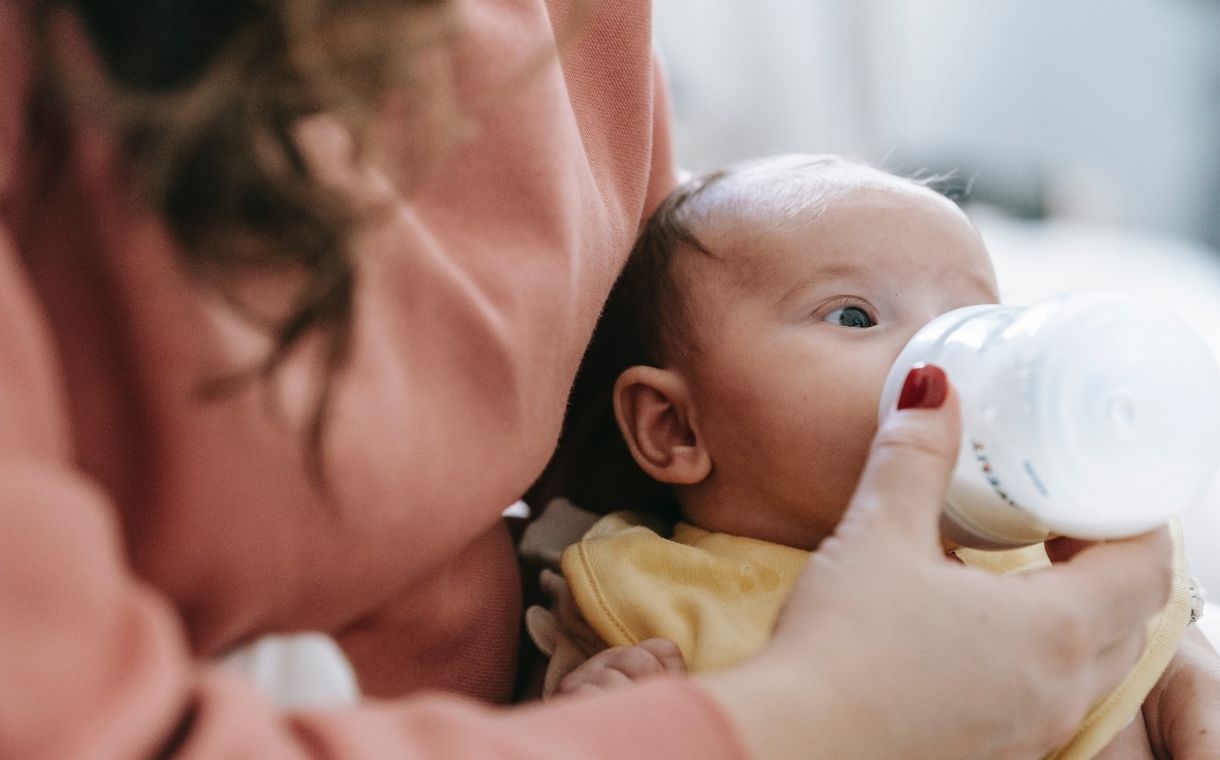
[1142,627,1220,759]
[553,638,686,697]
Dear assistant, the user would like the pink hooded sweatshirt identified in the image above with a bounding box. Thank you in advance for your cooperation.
[0,0,749,756]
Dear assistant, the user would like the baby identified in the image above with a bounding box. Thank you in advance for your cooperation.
[525,155,1206,758]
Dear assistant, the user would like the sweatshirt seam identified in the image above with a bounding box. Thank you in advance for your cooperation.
[564,541,639,647]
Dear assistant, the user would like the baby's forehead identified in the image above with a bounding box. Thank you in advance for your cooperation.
[678,159,928,280]
[669,158,995,320]
[689,157,926,246]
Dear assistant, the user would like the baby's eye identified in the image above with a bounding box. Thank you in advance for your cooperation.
[824,306,876,329]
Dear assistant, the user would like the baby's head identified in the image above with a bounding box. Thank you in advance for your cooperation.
[610,155,1000,549]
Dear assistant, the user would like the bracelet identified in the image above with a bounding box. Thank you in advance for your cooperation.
[1188,575,1207,625]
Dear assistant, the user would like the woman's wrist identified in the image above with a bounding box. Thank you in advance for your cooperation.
[697,655,847,760]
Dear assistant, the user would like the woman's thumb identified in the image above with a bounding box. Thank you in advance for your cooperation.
[842,365,962,548]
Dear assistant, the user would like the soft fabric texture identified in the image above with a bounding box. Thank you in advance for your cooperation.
[562,512,1193,760]
[562,511,808,672]
[0,1,751,757]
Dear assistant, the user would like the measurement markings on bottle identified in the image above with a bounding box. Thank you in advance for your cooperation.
[1022,460,1049,498]
[971,438,1020,509]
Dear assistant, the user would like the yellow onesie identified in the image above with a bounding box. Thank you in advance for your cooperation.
[560,511,1194,760]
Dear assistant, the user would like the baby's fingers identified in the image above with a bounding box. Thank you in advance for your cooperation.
[631,638,687,675]
[555,639,686,697]
[584,639,685,679]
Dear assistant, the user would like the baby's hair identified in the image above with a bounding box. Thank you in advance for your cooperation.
[606,168,726,369]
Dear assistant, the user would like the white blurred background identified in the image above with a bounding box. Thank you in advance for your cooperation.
[655,0,1220,611]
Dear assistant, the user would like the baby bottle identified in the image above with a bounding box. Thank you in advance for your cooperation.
[877,292,1220,549]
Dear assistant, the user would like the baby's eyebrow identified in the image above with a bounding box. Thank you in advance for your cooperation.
[774,261,869,306]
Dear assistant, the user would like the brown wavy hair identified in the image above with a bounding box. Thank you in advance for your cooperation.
[34,0,462,484]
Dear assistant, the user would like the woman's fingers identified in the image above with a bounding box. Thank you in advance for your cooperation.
[838,375,961,552]
[1034,531,1172,722]
[1040,529,1173,648]
[1090,628,1151,705]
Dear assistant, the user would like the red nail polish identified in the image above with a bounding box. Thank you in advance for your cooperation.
[897,363,948,410]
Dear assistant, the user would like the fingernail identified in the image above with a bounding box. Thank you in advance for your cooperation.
[897,363,948,410]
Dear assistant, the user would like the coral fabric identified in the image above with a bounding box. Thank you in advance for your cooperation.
[0,0,747,757]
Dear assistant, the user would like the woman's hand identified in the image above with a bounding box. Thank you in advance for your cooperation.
[700,369,1173,760]
[1142,626,1220,759]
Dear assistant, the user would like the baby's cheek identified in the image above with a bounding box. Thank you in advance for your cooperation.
[811,414,882,512]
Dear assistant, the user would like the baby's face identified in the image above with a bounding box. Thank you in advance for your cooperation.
[676,181,999,548]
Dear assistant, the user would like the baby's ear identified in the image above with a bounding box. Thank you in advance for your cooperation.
[613,366,711,486]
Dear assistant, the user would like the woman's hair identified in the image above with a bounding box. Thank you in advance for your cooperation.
[33,0,458,483]
[610,170,725,369]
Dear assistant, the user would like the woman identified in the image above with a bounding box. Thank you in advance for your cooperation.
[0,1,1208,757]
